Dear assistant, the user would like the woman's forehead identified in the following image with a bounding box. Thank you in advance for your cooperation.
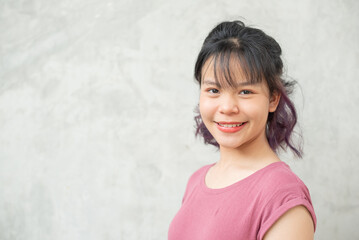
[201,55,257,88]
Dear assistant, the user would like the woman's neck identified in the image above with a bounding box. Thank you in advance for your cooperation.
[217,135,280,171]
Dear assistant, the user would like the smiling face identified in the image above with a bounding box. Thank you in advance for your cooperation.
[199,57,280,150]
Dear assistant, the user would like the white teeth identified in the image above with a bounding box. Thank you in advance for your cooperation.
[218,122,245,127]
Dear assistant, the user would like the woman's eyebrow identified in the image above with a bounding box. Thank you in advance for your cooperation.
[238,81,257,86]
[202,80,219,86]
[202,79,256,87]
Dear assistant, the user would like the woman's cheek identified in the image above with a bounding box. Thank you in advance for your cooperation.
[200,99,216,118]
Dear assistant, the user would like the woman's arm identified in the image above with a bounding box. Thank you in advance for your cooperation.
[263,205,315,240]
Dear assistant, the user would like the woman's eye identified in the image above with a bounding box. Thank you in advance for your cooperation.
[208,89,219,94]
[239,90,252,95]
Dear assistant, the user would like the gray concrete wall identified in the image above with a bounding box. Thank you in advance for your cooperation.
[1,0,358,239]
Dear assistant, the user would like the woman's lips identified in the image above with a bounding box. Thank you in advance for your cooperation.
[214,121,247,133]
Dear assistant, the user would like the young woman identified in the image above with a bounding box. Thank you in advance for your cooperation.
[168,20,316,240]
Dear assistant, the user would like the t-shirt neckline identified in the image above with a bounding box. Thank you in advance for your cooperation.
[200,161,287,194]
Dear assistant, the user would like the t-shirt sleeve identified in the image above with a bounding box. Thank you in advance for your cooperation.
[257,182,317,239]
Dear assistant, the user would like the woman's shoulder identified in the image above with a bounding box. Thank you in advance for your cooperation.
[256,162,317,236]
[254,161,311,200]
[260,162,307,187]
[187,163,215,183]
[180,163,215,203]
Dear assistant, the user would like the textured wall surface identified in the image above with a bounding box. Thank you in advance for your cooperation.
[1,0,359,239]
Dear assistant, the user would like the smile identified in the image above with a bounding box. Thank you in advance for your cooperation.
[214,121,247,133]
[217,122,246,127]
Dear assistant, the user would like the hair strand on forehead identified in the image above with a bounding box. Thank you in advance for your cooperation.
[210,51,263,89]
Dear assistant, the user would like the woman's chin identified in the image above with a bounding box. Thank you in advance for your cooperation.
[217,141,243,150]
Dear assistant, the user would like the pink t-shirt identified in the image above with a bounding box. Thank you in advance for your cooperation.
[168,161,316,240]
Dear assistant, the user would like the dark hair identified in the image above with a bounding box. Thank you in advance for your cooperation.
[194,20,302,158]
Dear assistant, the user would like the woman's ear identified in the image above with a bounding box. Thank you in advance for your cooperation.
[269,91,281,112]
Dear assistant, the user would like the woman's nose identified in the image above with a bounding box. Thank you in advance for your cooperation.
[219,94,239,114]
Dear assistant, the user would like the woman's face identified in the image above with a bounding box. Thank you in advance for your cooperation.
[199,58,280,150]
